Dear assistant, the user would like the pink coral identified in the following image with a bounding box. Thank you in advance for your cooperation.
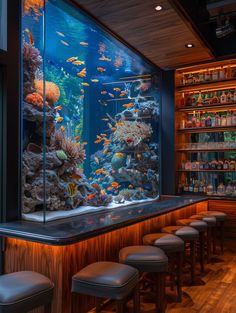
[25,92,44,109]
[34,80,60,105]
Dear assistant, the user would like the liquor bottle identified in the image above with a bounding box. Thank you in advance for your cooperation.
[204,70,211,81]
[183,178,189,192]
[221,113,227,126]
[215,112,221,126]
[205,113,212,127]
[203,180,207,194]
[189,178,194,192]
[234,89,236,102]
[185,160,192,170]
[197,92,203,106]
[226,111,232,126]
[191,93,196,106]
[180,92,185,107]
[206,182,214,195]
[187,73,193,85]
[232,111,236,125]
[223,159,229,170]
[217,160,223,170]
[220,91,227,103]
[199,71,204,82]
[212,91,219,104]
[178,181,183,194]
[217,182,225,195]
[212,68,218,80]
[226,65,232,78]
[229,159,236,170]
[201,113,206,127]
[192,112,196,128]
[211,113,215,127]
[227,90,233,103]
[196,112,201,127]
[194,180,199,193]
[219,67,225,80]
[199,180,204,193]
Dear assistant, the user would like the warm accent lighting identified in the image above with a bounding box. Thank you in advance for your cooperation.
[185,43,194,48]
[155,5,163,11]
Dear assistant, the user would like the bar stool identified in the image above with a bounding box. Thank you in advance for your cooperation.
[190,214,217,262]
[119,245,168,313]
[162,226,199,284]
[72,262,139,313]
[0,271,54,313]
[199,211,227,254]
[143,233,184,302]
[176,219,207,273]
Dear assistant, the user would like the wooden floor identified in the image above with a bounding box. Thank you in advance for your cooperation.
[93,240,236,313]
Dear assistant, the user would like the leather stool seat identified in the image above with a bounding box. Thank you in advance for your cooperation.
[143,233,184,253]
[176,219,207,232]
[199,211,226,222]
[190,215,216,227]
[0,271,54,313]
[119,246,168,273]
[162,226,199,241]
[72,262,139,300]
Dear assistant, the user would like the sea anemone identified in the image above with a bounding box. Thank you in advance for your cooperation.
[23,42,43,96]
[52,130,86,165]
[23,0,46,19]
[25,92,44,109]
[113,120,152,146]
[34,80,60,105]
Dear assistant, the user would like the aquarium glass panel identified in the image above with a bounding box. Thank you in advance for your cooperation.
[0,0,7,51]
[21,0,161,222]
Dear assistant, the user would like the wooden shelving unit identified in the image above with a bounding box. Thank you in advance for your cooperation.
[175,59,236,196]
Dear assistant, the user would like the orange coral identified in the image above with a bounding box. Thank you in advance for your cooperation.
[34,80,60,104]
[25,92,44,108]
[23,0,46,18]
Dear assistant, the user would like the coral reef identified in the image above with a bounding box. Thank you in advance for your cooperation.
[34,80,60,106]
[23,42,42,96]
[85,191,112,207]
[113,120,153,146]
[23,0,46,18]
[25,92,44,109]
[119,189,134,201]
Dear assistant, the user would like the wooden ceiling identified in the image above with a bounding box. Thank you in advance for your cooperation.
[74,0,214,70]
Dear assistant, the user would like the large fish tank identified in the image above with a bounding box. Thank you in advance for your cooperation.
[21,0,161,222]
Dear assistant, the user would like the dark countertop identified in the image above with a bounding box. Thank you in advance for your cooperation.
[0,195,209,245]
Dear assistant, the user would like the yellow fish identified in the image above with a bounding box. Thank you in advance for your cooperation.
[128,184,134,189]
[72,60,85,65]
[67,183,78,197]
[66,57,77,62]
[60,40,69,46]
[55,105,62,111]
[60,126,65,132]
[113,88,121,91]
[55,116,64,123]
[56,31,65,37]
[80,42,88,46]
[123,102,134,109]
[81,82,89,86]
[91,79,99,83]
[77,68,86,77]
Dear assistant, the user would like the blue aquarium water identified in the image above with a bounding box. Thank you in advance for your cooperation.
[22,0,161,221]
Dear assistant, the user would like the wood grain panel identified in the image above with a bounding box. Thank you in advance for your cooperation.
[209,200,236,238]
[74,0,213,69]
[4,203,201,313]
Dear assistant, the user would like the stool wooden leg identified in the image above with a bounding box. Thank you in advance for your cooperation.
[220,221,224,255]
[212,226,217,255]
[44,303,52,313]
[207,228,212,263]
[190,241,196,285]
[176,252,183,302]
[133,284,140,313]
[155,272,166,313]
[116,299,124,313]
[199,232,205,273]
[96,298,102,313]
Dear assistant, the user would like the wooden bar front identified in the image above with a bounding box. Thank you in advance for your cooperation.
[3,201,209,313]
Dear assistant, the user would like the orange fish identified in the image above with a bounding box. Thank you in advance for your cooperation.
[60,126,65,132]
[107,187,113,191]
[134,109,139,113]
[115,122,124,126]
[94,139,101,144]
[94,157,99,164]
[119,93,126,97]
[25,28,34,45]
[123,102,134,109]
[55,116,63,123]
[80,42,88,46]
[55,105,62,111]
[70,173,82,180]
[110,127,117,132]
[61,40,69,46]
[101,134,107,137]
[103,140,112,146]
[103,148,108,154]
[111,182,120,189]
[72,60,85,65]
[95,169,104,175]
[66,56,77,62]
[113,88,121,91]
[74,135,80,141]
[86,193,96,201]
[91,79,99,83]
[77,68,86,77]
[121,91,128,95]
[97,67,106,72]
[101,91,107,95]
[81,82,89,86]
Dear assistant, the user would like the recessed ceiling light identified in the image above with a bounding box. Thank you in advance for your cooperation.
[155,5,163,11]
[185,43,194,48]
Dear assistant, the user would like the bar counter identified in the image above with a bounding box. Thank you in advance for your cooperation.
[0,195,235,313]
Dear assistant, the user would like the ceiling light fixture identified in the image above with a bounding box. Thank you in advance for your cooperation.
[155,5,163,11]
[185,43,194,48]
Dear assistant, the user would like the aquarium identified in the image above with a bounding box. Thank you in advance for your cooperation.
[21,0,161,222]
[0,0,7,51]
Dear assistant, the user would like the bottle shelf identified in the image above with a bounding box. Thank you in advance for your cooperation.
[177,169,236,172]
[176,148,236,152]
[176,77,236,92]
[177,125,236,133]
[176,102,236,113]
